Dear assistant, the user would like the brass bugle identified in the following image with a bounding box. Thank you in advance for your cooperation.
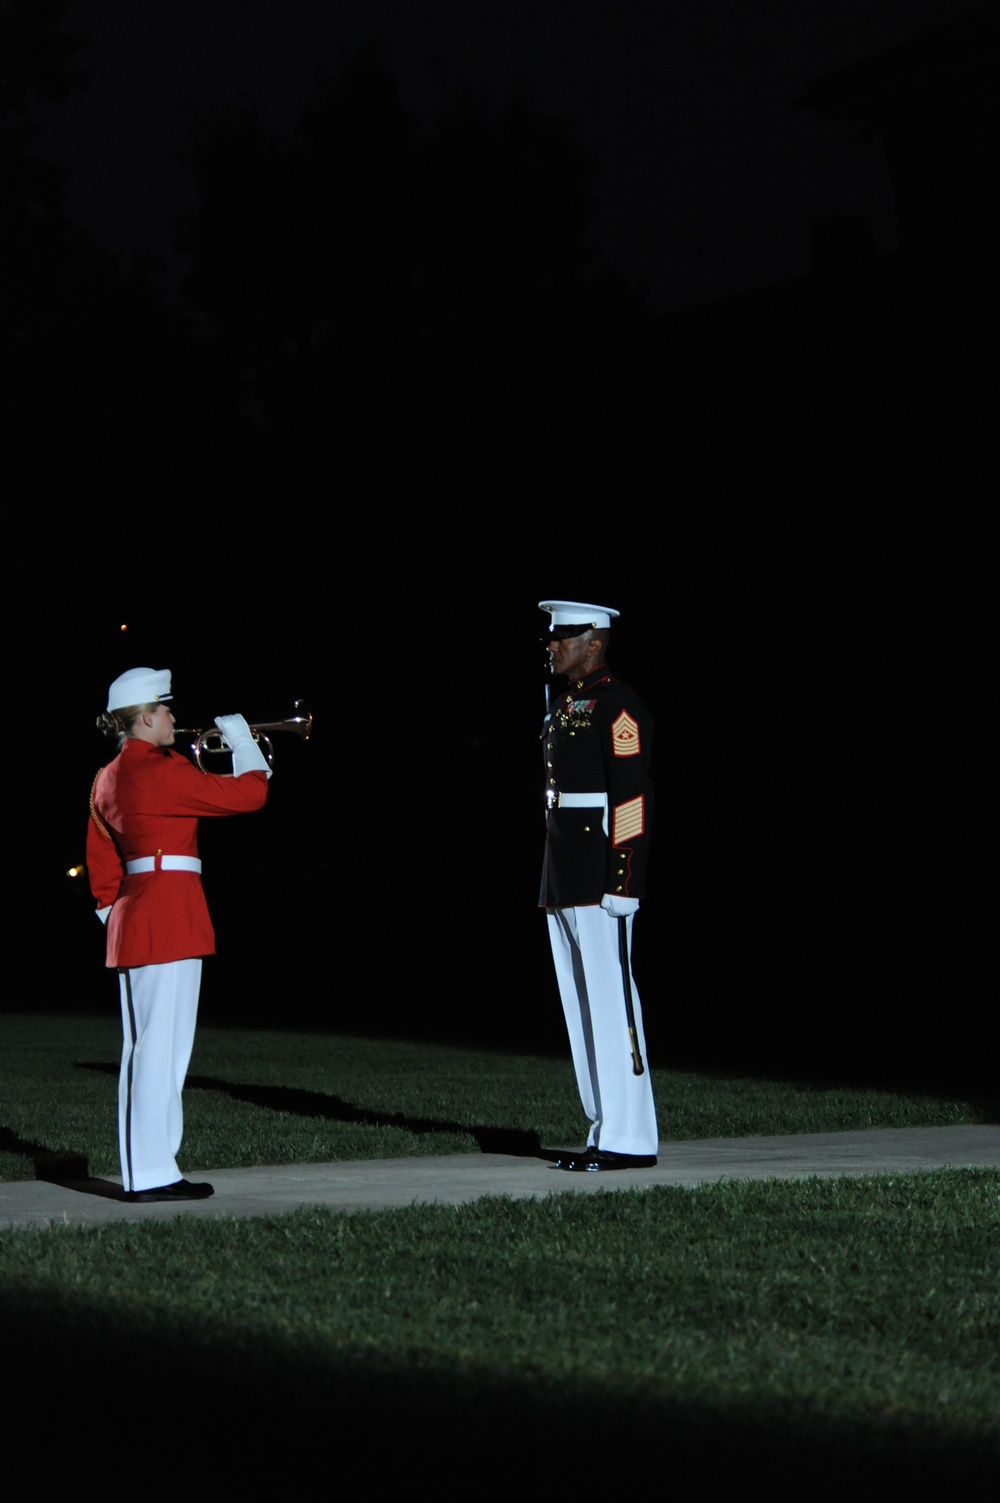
[175,701,312,770]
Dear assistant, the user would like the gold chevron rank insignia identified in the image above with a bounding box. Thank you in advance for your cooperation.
[613,796,644,844]
[612,711,640,756]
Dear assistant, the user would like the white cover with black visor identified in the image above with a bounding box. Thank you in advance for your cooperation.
[538,600,619,641]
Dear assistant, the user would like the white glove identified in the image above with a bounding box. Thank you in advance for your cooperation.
[96,906,112,926]
[601,893,639,918]
[214,713,272,778]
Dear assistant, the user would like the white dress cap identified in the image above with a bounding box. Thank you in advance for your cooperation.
[106,666,173,713]
[538,600,620,631]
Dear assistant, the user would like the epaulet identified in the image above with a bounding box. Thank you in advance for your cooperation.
[89,771,114,843]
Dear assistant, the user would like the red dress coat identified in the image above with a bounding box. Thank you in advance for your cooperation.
[87,739,268,967]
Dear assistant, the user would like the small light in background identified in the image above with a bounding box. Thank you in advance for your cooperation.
[120,623,128,632]
[67,864,86,878]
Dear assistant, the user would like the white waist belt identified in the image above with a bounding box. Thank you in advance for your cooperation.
[126,856,202,874]
[555,792,607,809]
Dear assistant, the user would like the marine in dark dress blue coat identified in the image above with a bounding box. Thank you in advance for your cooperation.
[538,600,659,1171]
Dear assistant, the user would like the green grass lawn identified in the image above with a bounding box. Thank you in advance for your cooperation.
[0,1011,982,1182]
[1,1012,997,1494]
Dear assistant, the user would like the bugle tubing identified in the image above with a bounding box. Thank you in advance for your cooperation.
[176,701,312,769]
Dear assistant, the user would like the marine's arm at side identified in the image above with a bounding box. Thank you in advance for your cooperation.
[602,691,654,899]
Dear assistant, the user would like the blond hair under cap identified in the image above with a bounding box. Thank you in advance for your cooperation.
[106,667,172,713]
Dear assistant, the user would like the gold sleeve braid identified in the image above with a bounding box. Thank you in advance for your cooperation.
[89,770,115,843]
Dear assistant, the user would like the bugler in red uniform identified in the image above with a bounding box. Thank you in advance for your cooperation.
[87,666,271,1203]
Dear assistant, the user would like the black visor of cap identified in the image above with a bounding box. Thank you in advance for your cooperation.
[542,622,595,643]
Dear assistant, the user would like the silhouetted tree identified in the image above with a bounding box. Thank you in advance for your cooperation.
[175,47,652,494]
[3,0,251,546]
[3,0,90,451]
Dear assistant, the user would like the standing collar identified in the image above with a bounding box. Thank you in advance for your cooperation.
[565,663,613,693]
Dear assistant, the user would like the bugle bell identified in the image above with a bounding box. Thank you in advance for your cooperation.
[176,701,312,770]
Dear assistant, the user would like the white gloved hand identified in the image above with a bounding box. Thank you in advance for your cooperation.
[96,906,112,926]
[601,893,639,918]
[214,713,272,778]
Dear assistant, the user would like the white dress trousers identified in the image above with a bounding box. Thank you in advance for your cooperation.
[118,958,203,1193]
[546,905,658,1156]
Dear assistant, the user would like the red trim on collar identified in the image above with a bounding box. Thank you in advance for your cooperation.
[570,665,613,692]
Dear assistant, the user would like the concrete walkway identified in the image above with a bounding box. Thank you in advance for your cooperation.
[2,1124,997,1231]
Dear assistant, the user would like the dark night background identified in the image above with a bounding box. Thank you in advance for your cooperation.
[5,1,994,1097]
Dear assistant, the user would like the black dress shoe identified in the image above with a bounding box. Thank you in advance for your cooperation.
[558,1149,657,1173]
[550,1147,590,1168]
[125,1179,214,1203]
